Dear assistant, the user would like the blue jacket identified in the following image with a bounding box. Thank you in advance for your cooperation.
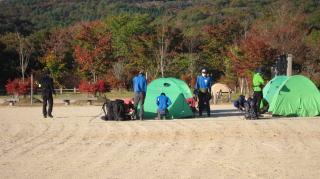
[195,76,212,90]
[156,95,172,110]
[133,75,147,93]
[234,95,245,108]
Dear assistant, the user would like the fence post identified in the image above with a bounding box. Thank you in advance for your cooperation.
[60,88,62,94]
[31,74,33,105]
[74,87,76,93]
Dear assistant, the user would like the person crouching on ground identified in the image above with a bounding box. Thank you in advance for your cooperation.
[156,93,172,120]
[194,69,212,117]
[234,95,245,111]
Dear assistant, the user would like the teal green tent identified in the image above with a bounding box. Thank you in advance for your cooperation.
[143,78,193,119]
[268,75,320,117]
[263,76,289,104]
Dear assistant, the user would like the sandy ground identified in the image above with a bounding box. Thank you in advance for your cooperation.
[0,105,320,179]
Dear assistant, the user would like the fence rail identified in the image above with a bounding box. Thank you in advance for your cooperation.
[53,88,79,94]
[0,88,80,96]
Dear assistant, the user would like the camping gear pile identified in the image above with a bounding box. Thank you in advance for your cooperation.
[263,75,320,117]
[102,99,134,121]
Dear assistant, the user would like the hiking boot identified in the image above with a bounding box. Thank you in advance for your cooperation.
[48,115,53,118]
[43,115,47,118]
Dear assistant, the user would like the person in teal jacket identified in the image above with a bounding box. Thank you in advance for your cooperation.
[156,93,172,120]
[252,68,265,118]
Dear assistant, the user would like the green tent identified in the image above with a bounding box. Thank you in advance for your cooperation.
[268,75,320,117]
[263,76,289,104]
[143,78,193,119]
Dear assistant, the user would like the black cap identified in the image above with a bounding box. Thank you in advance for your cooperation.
[139,71,145,75]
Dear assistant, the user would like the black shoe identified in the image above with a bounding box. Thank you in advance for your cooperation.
[48,115,53,118]
[43,115,47,118]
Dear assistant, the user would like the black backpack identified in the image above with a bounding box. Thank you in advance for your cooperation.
[102,99,126,121]
[244,98,257,120]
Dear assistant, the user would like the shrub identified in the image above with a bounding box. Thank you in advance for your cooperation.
[5,77,33,96]
[95,80,110,93]
[78,80,110,96]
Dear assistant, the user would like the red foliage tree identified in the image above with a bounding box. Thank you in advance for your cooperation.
[74,22,114,82]
[78,80,109,96]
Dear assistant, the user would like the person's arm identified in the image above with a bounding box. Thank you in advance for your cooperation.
[51,78,56,95]
[167,97,172,107]
[259,75,265,88]
[194,76,199,95]
[208,77,212,92]
[144,77,147,93]
[260,75,265,85]
[156,96,160,106]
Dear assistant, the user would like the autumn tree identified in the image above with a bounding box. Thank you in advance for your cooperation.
[200,19,243,81]
[155,25,183,77]
[74,22,114,82]
[41,27,77,87]
[0,32,34,81]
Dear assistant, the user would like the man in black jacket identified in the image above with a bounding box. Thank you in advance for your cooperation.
[39,72,55,118]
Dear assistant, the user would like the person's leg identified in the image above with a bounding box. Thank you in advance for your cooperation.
[198,92,204,116]
[252,92,259,117]
[133,93,140,120]
[157,109,161,120]
[48,94,53,117]
[250,99,257,120]
[139,93,146,120]
[206,93,211,116]
[256,92,262,117]
[42,95,48,117]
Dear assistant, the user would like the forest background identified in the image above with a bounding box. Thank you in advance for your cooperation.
[0,0,319,94]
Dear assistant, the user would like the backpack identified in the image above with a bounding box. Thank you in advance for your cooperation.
[244,98,257,120]
[102,99,126,121]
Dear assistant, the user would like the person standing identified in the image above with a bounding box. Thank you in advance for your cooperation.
[156,93,172,120]
[133,71,147,120]
[194,69,212,117]
[39,71,55,118]
[252,68,265,118]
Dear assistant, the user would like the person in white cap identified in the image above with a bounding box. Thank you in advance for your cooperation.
[194,69,212,117]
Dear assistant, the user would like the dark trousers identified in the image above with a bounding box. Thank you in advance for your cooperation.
[253,91,262,117]
[157,109,167,120]
[198,92,210,116]
[42,93,53,116]
[134,92,145,120]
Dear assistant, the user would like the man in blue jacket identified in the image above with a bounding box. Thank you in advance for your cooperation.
[133,71,147,120]
[194,69,212,117]
[156,93,172,120]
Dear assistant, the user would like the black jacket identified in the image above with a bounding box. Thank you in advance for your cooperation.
[40,75,55,95]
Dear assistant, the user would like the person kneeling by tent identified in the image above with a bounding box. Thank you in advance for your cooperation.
[233,95,245,111]
[156,93,172,120]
